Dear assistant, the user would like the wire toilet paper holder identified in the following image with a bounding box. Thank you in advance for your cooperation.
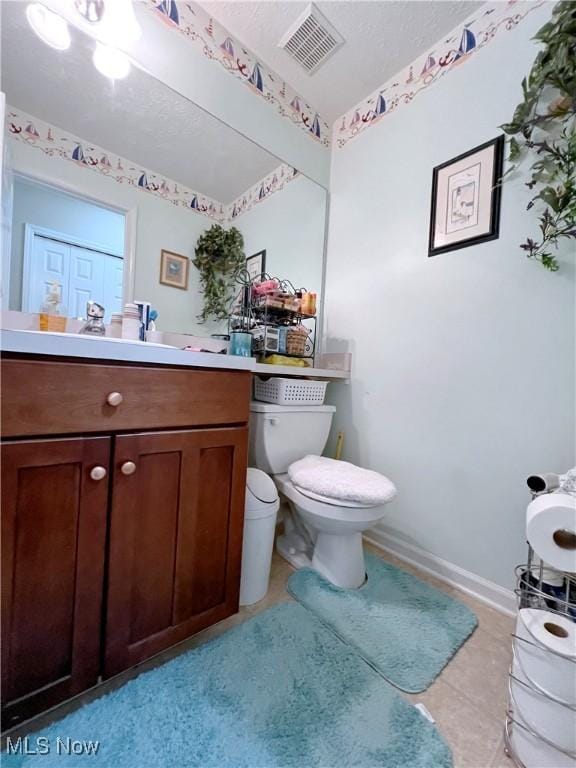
[505,664,576,765]
[510,632,576,705]
[503,475,576,767]
[515,559,576,616]
[504,546,576,767]
[504,712,576,768]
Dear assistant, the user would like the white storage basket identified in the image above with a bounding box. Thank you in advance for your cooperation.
[254,376,328,406]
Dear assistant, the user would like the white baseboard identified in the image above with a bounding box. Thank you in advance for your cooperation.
[364,528,517,616]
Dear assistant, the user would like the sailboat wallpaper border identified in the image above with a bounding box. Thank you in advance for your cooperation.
[147,1,330,149]
[6,107,226,223]
[6,107,300,225]
[229,165,300,221]
[333,0,545,149]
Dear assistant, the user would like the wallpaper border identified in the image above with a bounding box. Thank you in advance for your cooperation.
[333,0,546,149]
[6,107,300,225]
[147,1,330,149]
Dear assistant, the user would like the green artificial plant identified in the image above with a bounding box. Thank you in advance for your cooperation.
[193,224,245,322]
[501,1,575,271]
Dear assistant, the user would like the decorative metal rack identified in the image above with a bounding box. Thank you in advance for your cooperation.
[504,490,576,768]
[228,270,317,361]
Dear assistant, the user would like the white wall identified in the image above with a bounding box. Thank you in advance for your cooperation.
[324,3,575,590]
[236,174,326,296]
[10,177,125,310]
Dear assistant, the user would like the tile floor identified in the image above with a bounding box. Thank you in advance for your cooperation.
[5,542,516,768]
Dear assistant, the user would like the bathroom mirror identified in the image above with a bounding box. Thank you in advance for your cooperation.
[1,3,327,337]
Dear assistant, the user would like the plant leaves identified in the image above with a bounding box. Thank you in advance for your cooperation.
[502,0,576,272]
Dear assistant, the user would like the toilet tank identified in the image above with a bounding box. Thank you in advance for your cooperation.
[249,402,336,474]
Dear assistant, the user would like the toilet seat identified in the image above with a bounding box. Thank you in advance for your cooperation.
[275,474,385,524]
[291,483,377,509]
[287,455,396,507]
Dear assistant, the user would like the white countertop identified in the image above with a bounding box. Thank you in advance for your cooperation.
[1,329,350,380]
[0,329,255,371]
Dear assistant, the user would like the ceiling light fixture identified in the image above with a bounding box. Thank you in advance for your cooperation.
[81,0,141,47]
[26,3,71,51]
[92,42,131,80]
[75,0,105,24]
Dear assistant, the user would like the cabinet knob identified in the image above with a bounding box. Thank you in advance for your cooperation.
[121,461,137,476]
[106,392,123,407]
[90,466,107,481]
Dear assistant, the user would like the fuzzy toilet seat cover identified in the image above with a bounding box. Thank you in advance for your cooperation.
[287,455,397,506]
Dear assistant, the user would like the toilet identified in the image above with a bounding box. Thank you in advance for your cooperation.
[249,401,396,588]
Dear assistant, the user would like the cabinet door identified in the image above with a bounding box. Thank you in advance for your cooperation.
[104,427,248,677]
[1,437,110,728]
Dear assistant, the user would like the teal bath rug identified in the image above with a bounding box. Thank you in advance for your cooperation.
[288,553,478,694]
[3,603,451,768]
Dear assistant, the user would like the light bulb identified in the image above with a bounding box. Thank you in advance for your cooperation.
[95,0,141,47]
[92,42,131,80]
[26,3,71,51]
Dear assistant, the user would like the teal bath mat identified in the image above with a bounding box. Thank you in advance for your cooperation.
[3,604,451,768]
[288,553,477,693]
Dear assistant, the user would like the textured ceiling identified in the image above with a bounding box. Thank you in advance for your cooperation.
[1,3,280,203]
[200,1,483,123]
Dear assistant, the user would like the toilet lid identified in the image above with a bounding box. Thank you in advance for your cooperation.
[287,455,397,506]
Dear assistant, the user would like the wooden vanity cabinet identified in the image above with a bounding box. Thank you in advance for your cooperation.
[1,356,250,728]
[104,427,247,677]
[1,437,110,728]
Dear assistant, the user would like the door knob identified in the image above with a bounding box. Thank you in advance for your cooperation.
[106,392,123,407]
[120,461,136,476]
[90,466,107,481]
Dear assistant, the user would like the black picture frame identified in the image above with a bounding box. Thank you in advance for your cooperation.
[246,249,266,280]
[428,135,504,257]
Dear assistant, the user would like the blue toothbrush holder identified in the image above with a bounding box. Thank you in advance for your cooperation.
[229,331,252,357]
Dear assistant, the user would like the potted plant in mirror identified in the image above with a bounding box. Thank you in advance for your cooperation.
[501,1,575,272]
[193,224,245,322]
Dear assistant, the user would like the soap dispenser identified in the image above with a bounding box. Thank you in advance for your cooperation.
[39,282,66,332]
[80,301,106,336]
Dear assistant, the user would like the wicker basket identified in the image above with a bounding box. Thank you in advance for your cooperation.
[254,376,328,406]
[286,326,309,356]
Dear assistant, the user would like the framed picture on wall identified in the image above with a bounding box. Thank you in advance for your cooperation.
[159,249,189,290]
[246,250,266,281]
[428,136,504,257]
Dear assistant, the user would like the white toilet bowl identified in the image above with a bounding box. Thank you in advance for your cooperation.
[248,400,394,589]
[275,474,387,588]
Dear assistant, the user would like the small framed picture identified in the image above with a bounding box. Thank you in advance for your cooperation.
[246,249,266,281]
[428,136,504,257]
[159,249,189,290]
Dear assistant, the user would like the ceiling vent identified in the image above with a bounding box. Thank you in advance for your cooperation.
[278,4,344,75]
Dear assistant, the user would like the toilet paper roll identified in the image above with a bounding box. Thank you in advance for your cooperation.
[533,558,566,588]
[526,493,576,572]
[510,709,576,768]
[513,609,576,706]
[510,661,576,753]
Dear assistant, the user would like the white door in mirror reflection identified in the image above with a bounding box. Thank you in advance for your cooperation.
[24,235,123,321]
